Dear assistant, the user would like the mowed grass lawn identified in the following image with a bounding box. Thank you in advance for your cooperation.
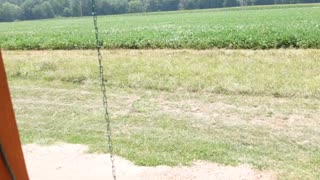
[3,50,320,179]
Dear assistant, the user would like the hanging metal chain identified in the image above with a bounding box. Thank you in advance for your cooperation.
[91,1,116,180]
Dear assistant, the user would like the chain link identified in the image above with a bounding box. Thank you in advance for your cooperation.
[91,1,116,180]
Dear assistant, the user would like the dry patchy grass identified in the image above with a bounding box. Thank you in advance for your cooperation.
[3,49,320,179]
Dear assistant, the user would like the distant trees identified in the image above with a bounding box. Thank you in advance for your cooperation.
[0,0,319,22]
[0,2,22,21]
[31,1,54,18]
[224,0,239,7]
[128,0,145,13]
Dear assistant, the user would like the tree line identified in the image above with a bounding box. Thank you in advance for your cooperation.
[0,0,319,22]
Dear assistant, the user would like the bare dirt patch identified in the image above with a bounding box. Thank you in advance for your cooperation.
[23,143,275,180]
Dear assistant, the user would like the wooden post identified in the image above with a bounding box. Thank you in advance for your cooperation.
[0,50,29,180]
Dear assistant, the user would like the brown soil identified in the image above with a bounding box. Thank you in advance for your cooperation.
[23,143,275,180]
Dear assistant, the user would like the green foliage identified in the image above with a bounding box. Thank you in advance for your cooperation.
[128,0,145,13]
[31,1,54,19]
[0,2,22,21]
[146,0,163,11]
[62,7,72,17]
[0,4,320,49]
[1,0,320,21]
[224,0,239,7]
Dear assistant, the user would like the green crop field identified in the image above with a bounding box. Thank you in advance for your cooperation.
[1,3,320,50]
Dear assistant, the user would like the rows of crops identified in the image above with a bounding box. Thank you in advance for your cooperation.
[0,3,320,50]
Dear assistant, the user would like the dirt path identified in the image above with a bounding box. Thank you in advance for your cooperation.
[23,143,275,180]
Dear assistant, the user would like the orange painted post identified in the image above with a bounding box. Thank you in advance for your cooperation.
[0,50,29,180]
